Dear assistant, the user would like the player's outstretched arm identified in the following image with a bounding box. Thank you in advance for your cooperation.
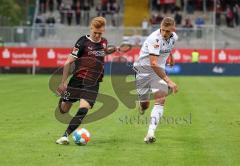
[105,44,132,55]
[56,55,75,95]
[149,54,178,94]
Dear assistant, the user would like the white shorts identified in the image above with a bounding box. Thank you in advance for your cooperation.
[135,72,169,101]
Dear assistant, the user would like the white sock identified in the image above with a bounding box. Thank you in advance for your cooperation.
[147,104,164,136]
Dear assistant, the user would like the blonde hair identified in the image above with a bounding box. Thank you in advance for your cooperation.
[90,16,106,28]
[161,17,175,27]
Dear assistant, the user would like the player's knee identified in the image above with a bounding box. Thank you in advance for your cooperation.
[60,108,68,114]
[59,102,72,114]
[155,96,166,105]
[154,91,167,105]
[140,101,150,110]
[79,99,92,109]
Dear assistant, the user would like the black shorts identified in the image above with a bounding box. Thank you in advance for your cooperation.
[62,77,99,108]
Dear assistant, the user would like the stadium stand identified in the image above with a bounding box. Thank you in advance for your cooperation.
[0,0,239,49]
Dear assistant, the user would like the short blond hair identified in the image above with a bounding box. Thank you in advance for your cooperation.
[161,17,175,27]
[90,16,106,28]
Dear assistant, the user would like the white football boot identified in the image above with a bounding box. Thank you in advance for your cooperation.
[56,136,69,145]
[144,134,156,144]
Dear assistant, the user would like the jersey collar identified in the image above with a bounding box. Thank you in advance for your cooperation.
[86,35,101,43]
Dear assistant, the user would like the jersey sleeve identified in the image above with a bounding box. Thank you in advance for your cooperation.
[70,36,85,58]
[147,37,160,56]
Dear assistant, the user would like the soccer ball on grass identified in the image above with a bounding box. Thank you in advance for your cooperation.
[72,128,90,145]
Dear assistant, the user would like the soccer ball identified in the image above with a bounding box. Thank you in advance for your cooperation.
[72,128,90,145]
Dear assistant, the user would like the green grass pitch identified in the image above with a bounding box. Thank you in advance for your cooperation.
[0,74,240,166]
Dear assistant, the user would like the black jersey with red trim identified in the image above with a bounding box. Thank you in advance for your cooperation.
[70,35,108,82]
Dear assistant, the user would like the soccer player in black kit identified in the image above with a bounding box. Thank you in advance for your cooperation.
[56,17,108,144]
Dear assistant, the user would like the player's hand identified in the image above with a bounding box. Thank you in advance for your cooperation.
[167,80,178,94]
[167,61,175,67]
[56,83,67,96]
[168,54,175,67]
[169,60,175,67]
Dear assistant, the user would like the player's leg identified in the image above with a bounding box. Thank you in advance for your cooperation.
[56,82,99,145]
[144,77,169,143]
[138,100,150,114]
[56,77,79,145]
[58,98,73,114]
[56,99,91,145]
[55,99,74,145]
[135,73,151,114]
[144,91,167,143]
[56,99,90,145]
[63,99,91,137]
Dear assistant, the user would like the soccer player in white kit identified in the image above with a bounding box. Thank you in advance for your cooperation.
[133,17,179,143]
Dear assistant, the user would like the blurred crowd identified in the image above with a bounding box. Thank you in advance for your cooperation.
[149,0,240,28]
[218,2,240,27]
[35,0,239,38]
[36,0,120,26]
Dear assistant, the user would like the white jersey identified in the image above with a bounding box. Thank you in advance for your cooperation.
[133,29,178,72]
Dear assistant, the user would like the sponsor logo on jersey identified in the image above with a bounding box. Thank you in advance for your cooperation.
[159,49,171,54]
[88,50,105,57]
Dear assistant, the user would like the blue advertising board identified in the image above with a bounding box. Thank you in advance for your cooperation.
[105,63,240,76]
